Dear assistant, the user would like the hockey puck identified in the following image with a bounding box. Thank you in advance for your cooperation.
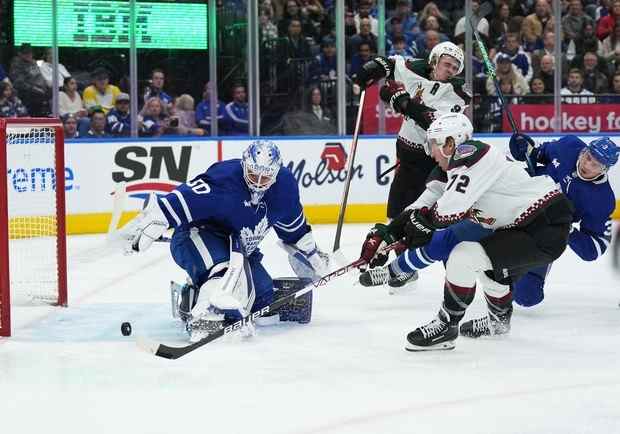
[121,322,132,336]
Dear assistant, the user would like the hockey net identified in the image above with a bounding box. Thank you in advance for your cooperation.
[0,118,67,337]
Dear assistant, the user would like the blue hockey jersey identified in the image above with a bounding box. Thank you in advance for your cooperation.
[534,136,615,261]
[157,159,310,255]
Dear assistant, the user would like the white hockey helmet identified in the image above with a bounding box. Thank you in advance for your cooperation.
[425,113,473,154]
[428,41,464,75]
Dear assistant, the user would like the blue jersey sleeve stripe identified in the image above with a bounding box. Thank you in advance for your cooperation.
[274,217,307,233]
[172,189,194,224]
[189,229,214,270]
[274,210,304,228]
[160,196,181,227]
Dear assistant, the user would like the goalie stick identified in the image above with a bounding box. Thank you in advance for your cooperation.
[138,241,404,360]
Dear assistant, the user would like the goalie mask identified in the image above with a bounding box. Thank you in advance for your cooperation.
[241,140,282,204]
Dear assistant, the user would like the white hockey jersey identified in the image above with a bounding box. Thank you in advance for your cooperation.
[390,56,471,149]
[409,140,561,230]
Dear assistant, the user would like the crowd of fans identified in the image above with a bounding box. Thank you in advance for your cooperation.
[2,0,620,135]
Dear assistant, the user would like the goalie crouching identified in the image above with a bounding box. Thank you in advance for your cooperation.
[120,141,329,342]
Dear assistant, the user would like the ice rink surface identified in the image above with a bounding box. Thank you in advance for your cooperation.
[2,223,619,434]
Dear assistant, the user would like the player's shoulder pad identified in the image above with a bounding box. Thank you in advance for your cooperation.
[270,165,300,197]
[404,58,431,78]
[448,140,491,170]
[448,78,472,104]
[427,165,448,184]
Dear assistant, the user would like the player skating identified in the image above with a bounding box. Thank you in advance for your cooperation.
[359,133,618,338]
[353,41,471,285]
[120,140,328,342]
[359,113,574,351]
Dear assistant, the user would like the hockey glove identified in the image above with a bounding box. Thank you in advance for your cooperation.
[353,57,393,89]
[119,192,169,254]
[403,207,435,249]
[380,80,411,113]
[360,223,398,268]
[509,133,539,165]
[280,232,329,281]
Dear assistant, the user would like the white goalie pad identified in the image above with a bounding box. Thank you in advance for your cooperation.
[192,250,256,318]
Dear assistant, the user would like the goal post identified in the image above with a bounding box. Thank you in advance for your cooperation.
[0,118,67,337]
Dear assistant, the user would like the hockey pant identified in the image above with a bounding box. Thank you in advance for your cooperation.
[170,226,274,321]
[387,139,436,219]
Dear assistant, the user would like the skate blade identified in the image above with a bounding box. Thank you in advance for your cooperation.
[404,341,456,352]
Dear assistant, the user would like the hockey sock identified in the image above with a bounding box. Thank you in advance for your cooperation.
[392,246,435,274]
[442,279,476,324]
[484,292,513,318]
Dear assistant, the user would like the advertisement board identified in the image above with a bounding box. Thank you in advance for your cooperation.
[502,105,620,133]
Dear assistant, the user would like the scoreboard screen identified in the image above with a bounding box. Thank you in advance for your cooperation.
[14,0,208,50]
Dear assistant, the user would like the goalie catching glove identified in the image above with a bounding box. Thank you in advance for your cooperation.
[279,231,329,281]
[379,80,436,129]
[119,192,169,254]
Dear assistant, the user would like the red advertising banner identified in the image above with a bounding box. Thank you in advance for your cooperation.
[360,84,403,134]
[502,104,620,133]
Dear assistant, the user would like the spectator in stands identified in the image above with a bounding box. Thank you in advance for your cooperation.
[349,17,378,55]
[59,76,87,118]
[562,0,594,54]
[86,107,109,138]
[531,31,569,76]
[414,30,442,60]
[386,0,418,39]
[538,54,556,92]
[494,32,534,82]
[61,113,79,139]
[483,78,514,132]
[579,51,610,93]
[9,43,50,116]
[259,3,279,44]
[528,76,553,103]
[278,0,317,40]
[38,48,71,90]
[0,81,28,118]
[417,2,451,35]
[143,68,173,108]
[345,9,357,37]
[522,0,554,52]
[454,0,490,46]
[414,15,449,50]
[221,84,249,136]
[310,36,337,83]
[169,94,204,136]
[350,41,374,79]
[83,67,121,114]
[306,86,334,124]
[386,16,415,52]
[354,0,379,36]
[489,1,512,47]
[196,81,224,135]
[281,18,313,60]
[575,22,604,56]
[487,54,530,96]
[138,97,170,137]
[596,0,620,40]
[561,68,596,103]
[388,35,416,60]
[601,19,620,60]
[278,18,312,94]
[106,92,131,137]
[0,64,10,84]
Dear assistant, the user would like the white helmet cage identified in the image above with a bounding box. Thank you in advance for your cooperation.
[425,113,473,155]
[428,41,465,75]
[241,140,283,195]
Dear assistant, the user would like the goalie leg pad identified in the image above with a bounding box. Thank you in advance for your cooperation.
[273,278,313,324]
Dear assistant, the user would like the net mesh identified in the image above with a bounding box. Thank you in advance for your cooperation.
[6,126,60,304]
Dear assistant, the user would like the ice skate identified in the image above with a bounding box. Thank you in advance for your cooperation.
[359,267,418,289]
[460,308,512,338]
[405,308,458,352]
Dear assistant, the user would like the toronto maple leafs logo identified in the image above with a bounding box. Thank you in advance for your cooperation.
[239,215,270,256]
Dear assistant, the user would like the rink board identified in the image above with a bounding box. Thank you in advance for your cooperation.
[6,134,619,235]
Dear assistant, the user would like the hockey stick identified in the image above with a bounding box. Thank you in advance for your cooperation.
[378,161,399,178]
[333,89,366,256]
[138,240,404,359]
[469,19,536,175]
